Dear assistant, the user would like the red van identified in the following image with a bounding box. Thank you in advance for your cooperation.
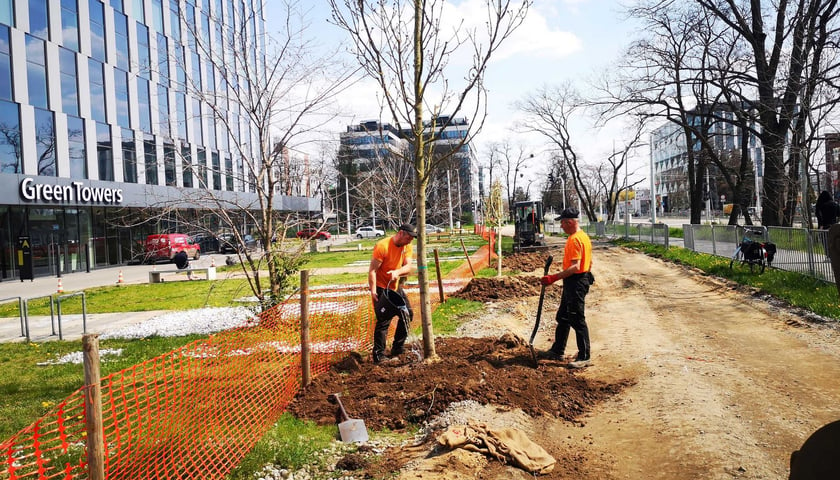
[144,234,201,263]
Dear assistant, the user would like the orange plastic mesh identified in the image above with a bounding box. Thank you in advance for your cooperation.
[0,245,490,480]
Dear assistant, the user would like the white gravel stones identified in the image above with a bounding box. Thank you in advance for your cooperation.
[99,307,258,340]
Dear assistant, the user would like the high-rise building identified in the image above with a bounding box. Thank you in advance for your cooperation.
[337,117,474,228]
[0,0,319,279]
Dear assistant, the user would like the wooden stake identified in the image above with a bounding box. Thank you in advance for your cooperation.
[300,270,311,388]
[433,249,444,303]
[83,334,105,480]
[460,239,475,277]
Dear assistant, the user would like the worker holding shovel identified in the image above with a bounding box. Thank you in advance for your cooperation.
[540,208,594,369]
[368,224,417,364]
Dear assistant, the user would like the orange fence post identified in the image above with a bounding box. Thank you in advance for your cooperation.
[433,249,444,303]
[83,334,105,480]
[300,270,311,388]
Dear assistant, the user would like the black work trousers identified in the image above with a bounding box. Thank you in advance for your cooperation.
[373,286,412,362]
[550,272,593,360]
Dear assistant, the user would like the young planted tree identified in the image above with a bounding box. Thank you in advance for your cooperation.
[329,0,530,360]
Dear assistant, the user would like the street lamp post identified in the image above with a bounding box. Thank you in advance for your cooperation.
[446,170,454,230]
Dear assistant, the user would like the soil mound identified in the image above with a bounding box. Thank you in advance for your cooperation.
[451,276,539,302]
[287,336,630,432]
[503,251,558,273]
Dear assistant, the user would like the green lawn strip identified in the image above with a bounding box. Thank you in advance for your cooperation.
[616,239,840,320]
[0,334,207,439]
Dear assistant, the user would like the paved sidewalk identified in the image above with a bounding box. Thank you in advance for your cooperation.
[1,311,171,343]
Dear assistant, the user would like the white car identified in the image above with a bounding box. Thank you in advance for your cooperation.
[425,224,445,233]
[356,226,385,238]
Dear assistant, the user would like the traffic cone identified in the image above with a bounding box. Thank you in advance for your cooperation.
[117,270,124,285]
[210,257,216,268]
[57,278,64,293]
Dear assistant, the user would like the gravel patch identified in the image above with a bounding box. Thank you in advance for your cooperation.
[99,307,258,340]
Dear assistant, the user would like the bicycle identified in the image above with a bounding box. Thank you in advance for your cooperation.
[730,225,775,273]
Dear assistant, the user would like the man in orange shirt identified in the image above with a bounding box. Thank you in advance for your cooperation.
[369,224,417,363]
[540,208,595,368]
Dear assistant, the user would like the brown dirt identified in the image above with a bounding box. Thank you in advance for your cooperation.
[287,335,629,431]
[288,239,840,479]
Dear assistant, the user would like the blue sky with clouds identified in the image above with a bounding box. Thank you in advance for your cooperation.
[263,0,641,187]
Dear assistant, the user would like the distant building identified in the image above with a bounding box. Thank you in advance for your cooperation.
[650,108,764,214]
[825,133,840,196]
[337,117,474,227]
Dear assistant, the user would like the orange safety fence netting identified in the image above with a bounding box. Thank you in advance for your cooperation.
[0,245,490,480]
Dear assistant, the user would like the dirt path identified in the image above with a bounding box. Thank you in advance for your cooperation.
[290,241,840,479]
[537,243,840,479]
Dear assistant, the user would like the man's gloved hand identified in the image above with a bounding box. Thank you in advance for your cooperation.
[540,274,560,286]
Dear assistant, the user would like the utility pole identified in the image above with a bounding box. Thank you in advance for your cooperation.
[345,176,351,236]
[446,170,454,230]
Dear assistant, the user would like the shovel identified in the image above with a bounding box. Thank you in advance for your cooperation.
[329,393,369,443]
[528,255,554,367]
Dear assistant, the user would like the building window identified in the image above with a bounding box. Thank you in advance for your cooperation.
[137,77,151,133]
[168,1,180,42]
[132,0,144,21]
[182,143,192,187]
[96,122,113,181]
[192,98,203,144]
[60,0,79,51]
[0,0,13,27]
[157,84,170,137]
[156,33,168,83]
[29,0,49,40]
[122,128,136,183]
[236,155,244,192]
[164,141,175,186]
[196,147,206,187]
[225,155,232,191]
[190,51,201,90]
[136,22,150,78]
[89,0,106,62]
[26,36,48,109]
[144,135,157,185]
[114,11,129,70]
[114,69,130,128]
[175,91,186,140]
[67,115,86,179]
[0,26,11,101]
[59,48,79,116]
[151,0,162,32]
[35,108,56,176]
[88,59,106,122]
[211,151,220,190]
[110,0,123,13]
[0,99,20,173]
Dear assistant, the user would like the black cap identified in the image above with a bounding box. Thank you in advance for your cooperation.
[399,224,417,237]
[556,208,580,220]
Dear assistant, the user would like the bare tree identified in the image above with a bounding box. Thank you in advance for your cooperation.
[330,0,530,360]
[691,0,840,226]
[516,83,607,221]
[158,0,358,307]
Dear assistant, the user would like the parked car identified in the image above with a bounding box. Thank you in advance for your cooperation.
[219,233,256,254]
[144,234,200,263]
[190,233,220,253]
[425,224,445,233]
[296,228,332,240]
[356,226,385,238]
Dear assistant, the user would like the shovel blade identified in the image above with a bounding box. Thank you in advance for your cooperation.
[338,418,369,443]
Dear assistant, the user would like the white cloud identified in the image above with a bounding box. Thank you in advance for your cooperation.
[440,0,583,62]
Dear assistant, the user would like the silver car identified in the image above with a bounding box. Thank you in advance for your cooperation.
[356,226,385,238]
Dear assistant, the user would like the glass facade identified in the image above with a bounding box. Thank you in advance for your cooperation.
[0,0,306,279]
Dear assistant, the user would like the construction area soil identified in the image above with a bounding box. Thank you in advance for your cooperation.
[288,241,840,479]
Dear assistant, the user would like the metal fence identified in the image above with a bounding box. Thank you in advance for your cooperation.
[589,220,834,283]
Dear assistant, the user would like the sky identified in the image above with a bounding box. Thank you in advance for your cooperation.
[263,0,644,194]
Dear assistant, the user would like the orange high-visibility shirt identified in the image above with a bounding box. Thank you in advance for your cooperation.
[373,236,413,289]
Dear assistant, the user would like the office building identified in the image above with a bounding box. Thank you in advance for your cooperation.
[0,0,319,279]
